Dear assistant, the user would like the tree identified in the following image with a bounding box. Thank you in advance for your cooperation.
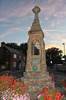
[20,43,27,56]
[6,43,19,50]
[46,47,63,66]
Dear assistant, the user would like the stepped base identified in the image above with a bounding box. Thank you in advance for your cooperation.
[21,71,54,100]
[29,93,39,100]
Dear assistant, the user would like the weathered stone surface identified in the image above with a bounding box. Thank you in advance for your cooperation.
[21,71,54,99]
[22,6,54,100]
[30,6,42,32]
[22,78,51,86]
[29,92,40,100]
[23,71,50,79]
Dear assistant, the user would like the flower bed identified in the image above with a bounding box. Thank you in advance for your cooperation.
[0,74,66,100]
[0,74,15,92]
[61,79,66,92]
[51,73,55,82]
[1,89,30,100]
[62,79,66,89]
[0,74,30,100]
[37,85,66,100]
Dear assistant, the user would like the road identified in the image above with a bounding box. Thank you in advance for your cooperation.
[0,68,66,87]
[47,67,66,87]
[0,70,24,79]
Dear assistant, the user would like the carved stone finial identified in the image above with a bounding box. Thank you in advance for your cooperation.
[29,6,41,31]
[32,6,41,14]
[32,6,41,19]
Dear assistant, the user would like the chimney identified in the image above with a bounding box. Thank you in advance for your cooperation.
[1,42,6,47]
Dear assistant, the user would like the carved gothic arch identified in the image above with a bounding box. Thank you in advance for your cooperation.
[31,40,40,55]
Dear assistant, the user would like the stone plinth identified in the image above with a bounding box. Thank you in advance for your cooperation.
[21,71,54,100]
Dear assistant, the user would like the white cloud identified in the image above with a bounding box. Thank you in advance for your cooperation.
[40,0,66,26]
[45,44,59,49]
[0,2,34,22]
[44,29,66,32]
[0,0,66,52]
[0,0,66,22]
[0,26,30,38]
[43,29,66,44]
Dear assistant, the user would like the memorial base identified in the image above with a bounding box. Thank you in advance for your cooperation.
[21,71,54,100]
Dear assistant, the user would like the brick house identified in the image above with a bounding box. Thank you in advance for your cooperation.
[0,42,26,71]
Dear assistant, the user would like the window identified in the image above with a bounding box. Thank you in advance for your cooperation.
[13,54,17,58]
[6,62,9,66]
[23,56,25,60]
[23,63,25,67]
[19,55,21,60]
[13,62,16,67]
[31,41,39,55]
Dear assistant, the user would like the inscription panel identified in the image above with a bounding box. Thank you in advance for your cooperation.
[31,59,39,64]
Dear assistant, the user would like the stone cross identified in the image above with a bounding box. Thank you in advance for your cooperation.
[22,6,54,100]
[32,6,41,19]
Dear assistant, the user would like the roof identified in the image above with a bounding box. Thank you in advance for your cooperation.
[5,46,23,55]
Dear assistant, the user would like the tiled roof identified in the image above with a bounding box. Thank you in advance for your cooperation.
[5,46,23,55]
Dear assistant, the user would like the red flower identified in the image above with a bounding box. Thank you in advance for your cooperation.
[44,88,48,93]
[62,79,66,88]
[51,73,55,82]
[38,86,63,100]
[22,86,26,90]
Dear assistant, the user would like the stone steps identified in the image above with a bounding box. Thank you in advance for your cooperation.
[23,71,50,79]
[29,92,39,100]
[22,71,55,100]
[22,77,52,86]
[26,82,54,93]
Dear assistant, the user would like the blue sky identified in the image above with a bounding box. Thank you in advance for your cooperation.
[0,0,66,54]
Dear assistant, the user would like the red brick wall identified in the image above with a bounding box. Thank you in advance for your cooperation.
[0,46,26,70]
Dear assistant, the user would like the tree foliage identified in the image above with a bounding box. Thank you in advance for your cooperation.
[6,42,27,56]
[6,43,19,50]
[20,43,27,56]
[46,47,63,66]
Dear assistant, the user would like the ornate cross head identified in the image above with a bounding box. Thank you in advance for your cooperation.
[32,6,41,18]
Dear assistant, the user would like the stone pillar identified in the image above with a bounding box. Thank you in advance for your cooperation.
[21,6,54,100]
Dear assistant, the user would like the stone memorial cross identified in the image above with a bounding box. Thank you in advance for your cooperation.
[21,6,54,100]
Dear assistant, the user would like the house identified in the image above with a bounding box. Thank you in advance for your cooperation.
[0,42,26,71]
